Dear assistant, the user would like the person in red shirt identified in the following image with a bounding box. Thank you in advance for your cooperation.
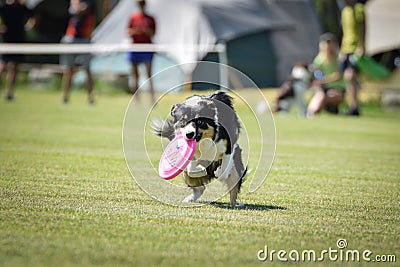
[127,0,156,103]
[60,0,96,104]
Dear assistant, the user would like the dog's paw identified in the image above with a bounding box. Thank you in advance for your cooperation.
[214,166,229,180]
[182,194,196,203]
[228,202,245,208]
[214,166,222,177]
[235,202,245,208]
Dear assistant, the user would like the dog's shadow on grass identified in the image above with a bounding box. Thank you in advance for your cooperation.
[210,201,287,211]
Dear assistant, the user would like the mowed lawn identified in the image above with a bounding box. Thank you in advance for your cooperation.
[0,87,399,267]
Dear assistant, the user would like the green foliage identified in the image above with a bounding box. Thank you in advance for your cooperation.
[312,0,342,38]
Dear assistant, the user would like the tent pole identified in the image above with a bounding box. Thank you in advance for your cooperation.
[218,42,229,90]
[183,73,192,92]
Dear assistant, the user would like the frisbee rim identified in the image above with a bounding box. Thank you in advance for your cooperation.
[158,135,196,180]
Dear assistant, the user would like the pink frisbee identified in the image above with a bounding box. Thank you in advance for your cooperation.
[158,135,196,180]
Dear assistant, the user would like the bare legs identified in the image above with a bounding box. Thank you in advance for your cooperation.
[0,61,19,101]
[62,67,74,103]
[145,61,155,103]
[307,90,326,115]
[62,66,94,104]
[307,88,343,116]
[85,68,95,104]
[344,68,360,115]
[131,63,140,96]
[130,60,155,103]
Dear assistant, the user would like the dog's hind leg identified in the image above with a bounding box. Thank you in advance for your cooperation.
[183,186,205,203]
[226,167,243,208]
[229,183,240,208]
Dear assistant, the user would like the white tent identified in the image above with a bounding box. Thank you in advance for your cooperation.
[366,0,400,55]
[92,0,321,89]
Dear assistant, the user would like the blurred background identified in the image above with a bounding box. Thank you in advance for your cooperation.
[1,0,399,93]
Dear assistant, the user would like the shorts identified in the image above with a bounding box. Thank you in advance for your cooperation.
[339,53,359,72]
[60,36,91,69]
[1,38,26,63]
[127,52,154,63]
[0,54,25,63]
[322,85,346,96]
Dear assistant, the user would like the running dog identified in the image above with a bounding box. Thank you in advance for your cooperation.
[152,91,246,207]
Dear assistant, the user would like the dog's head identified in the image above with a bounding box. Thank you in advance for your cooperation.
[170,96,217,142]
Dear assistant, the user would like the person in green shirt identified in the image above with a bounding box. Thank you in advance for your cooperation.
[339,0,366,116]
[307,33,346,117]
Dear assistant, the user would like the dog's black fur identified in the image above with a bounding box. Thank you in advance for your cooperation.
[153,90,246,207]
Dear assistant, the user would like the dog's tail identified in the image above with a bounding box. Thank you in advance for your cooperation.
[151,117,175,140]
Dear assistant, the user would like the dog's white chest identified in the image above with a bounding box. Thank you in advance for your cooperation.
[194,138,225,161]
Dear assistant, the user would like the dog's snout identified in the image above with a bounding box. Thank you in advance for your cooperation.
[182,122,197,140]
[185,131,195,140]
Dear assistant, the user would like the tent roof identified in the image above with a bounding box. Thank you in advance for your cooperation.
[92,0,297,73]
[366,0,400,54]
[198,0,294,41]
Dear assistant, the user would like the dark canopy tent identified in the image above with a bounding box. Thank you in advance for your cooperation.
[92,0,322,90]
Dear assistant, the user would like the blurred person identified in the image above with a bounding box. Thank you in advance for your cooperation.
[307,33,346,117]
[127,0,156,103]
[339,0,366,116]
[0,0,35,101]
[60,0,96,104]
[272,62,312,116]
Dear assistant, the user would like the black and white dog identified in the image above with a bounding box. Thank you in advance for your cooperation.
[153,91,246,207]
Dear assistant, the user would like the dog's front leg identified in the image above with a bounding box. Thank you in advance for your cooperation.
[186,159,207,178]
[182,186,205,203]
[214,153,233,180]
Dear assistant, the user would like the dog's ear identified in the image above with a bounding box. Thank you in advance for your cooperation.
[171,103,181,116]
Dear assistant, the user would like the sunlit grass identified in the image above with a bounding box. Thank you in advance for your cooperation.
[0,87,399,266]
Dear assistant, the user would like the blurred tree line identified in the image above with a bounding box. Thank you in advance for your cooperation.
[312,0,342,41]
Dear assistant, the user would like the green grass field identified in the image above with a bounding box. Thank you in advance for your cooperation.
[1,87,399,267]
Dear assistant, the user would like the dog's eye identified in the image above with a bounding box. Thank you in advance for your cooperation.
[196,119,206,127]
